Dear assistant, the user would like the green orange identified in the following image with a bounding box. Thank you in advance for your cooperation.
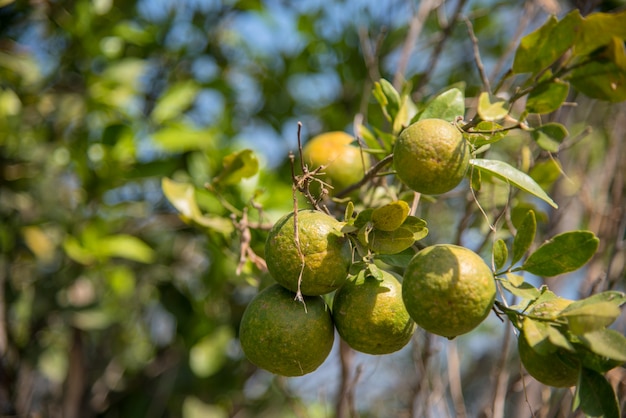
[402,244,495,338]
[265,210,351,296]
[239,284,335,376]
[302,131,370,196]
[394,119,470,195]
[332,269,415,355]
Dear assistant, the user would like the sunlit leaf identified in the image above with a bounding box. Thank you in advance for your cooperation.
[500,274,541,300]
[521,231,599,277]
[151,81,199,124]
[522,317,554,355]
[578,329,626,362]
[477,92,508,121]
[189,326,234,378]
[469,159,558,208]
[368,226,416,255]
[183,397,228,418]
[99,234,155,263]
[573,9,626,56]
[513,10,581,74]
[63,235,96,265]
[512,210,536,265]
[162,177,234,235]
[493,239,508,270]
[574,368,620,418]
[213,149,259,186]
[371,200,410,231]
[417,87,465,122]
[464,121,507,147]
[153,123,215,153]
[560,302,621,334]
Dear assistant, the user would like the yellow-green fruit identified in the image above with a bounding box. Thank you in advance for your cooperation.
[239,284,335,376]
[302,132,370,196]
[402,244,495,338]
[518,333,580,387]
[332,269,415,355]
[265,210,351,296]
[394,119,470,195]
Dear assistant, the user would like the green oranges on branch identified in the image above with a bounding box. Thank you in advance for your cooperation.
[239,284,335,376]
[394,118,470,195]
[265,210,352,296]
[402,244,495,338]
[302,131,370,196]
[332,268,415,355]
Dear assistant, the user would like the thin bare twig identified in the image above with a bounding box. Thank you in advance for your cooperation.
[415,0,469,94]
[393,0,441,89]
[334,154,394,199]
[464,17,491,93]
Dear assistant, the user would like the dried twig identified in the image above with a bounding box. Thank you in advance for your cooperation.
[464,17,491,93]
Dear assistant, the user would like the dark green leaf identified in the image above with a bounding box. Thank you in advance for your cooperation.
[531,122,569,152]
[526,79,570,115]
[493,239,508,270]
[477,92,508,121]
[560,302,622,334]
[417,87,465,122]
[578,329,626,363]
[521,231,599,277]
[375,248,416,268]
[213,149,259,186]
[512,210,536,265]
[574,368,620,418]
[569,38,626,103]
[469,159,558,208]
[513,10,582,74]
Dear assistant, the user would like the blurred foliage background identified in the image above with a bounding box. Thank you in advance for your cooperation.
[1,0,625,417]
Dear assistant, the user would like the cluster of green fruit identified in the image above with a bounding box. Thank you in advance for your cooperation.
[239,119,498,377]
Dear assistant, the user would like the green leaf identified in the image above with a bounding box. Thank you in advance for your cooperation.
[512,210,536,265]
[493,239,508,270]
[213,149,259,186]
[417,87,465,122]
[63,235,97,265]
[521,231,599,277]
[574,9,626,56]
[469,159,558,208]
[401,216,429,241]
[153,123,215,153]
[477,92,509,121]
[151,81,199,123]
[464,121,507,148]
[371,200,410,232]
[513,10,582,74]
[578,329,626,363]
[368,226,416,255]
[529,158,563,190]
[563,291,626,311]
[98,234,155,263]
[358,124,383,151]
[161,178,234,235]
[574,368,620,418]
[569,38,626,103]
[526,79,570,115]
[560,302,622,334]
[546,325,575,352]
[500,274,541,300]
[373,79,401,122]
[189,326,234,377]
[375,248,416,268]
[522,317,554,355]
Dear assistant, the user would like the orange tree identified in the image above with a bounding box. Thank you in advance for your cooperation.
[1,1,625,417]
